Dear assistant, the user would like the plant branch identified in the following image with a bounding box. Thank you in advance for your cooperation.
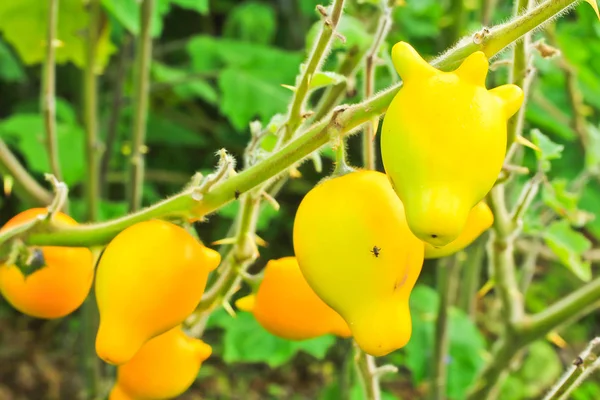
[14,0,578,247]
[362,0,394,170]
[83,0,101,222]
[0,139,53,206]
[354,344,397,400]
[42,0,62,182]
[283,0,346,142]
[128,0,154,212]
[543,337,600,400]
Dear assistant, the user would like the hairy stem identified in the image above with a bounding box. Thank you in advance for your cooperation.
[284,0,345,141]
[544,338,600,400]
[128,0,154,211]
[42,0,62,182]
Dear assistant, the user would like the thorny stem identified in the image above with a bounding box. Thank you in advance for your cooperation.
[283,0,346,142]
[83,0,101,222]
[0,139,53,206]
[543,337,600,400]
[128,0,154,212]
[11,0,578,249]
[42,0,62,182]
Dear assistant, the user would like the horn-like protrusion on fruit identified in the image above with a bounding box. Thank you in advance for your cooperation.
[489,84,525,118]
[455,51,489,86]
[391,41,437,81]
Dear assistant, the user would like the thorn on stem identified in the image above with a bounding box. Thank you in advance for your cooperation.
[316,4,328,17]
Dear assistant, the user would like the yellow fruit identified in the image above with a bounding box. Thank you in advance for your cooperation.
[424,201,494,259]
[381,42,523,247]
[0,208,94,319]
[293,170,424,356]
[109,326,211,400]
[95,220,220,365]
[236,256,351,340]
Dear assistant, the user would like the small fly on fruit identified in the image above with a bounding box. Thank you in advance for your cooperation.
[371,246,381,258]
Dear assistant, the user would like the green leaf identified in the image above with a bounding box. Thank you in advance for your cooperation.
[0,113,85,186]
[187,36,302,130]
[320,381,399,400]
[70,200,128,223]
[531,129,565,171]
[404,285,486,400]
[0,0,115,70]
[307,68,347,91]
[207,309,335,368]
[541,179,594,227]
[543,220,592,281]
[223,1,276,45]
[170,0,208,14]
[0,40,25,83]
[151,62,217,104]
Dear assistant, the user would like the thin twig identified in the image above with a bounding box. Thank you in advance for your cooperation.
[354,344,397,400]
[543,337,600,400]
[0,139,53,205]
[42,0,62,181]
[83,0,101,222]
[128,0,154,212]
[283,0,346,142]
[362,0,395,170]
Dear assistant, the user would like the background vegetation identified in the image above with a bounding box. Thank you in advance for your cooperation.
[1,0,600,399]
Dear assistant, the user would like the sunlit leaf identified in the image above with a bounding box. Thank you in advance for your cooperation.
[543,220,592,282]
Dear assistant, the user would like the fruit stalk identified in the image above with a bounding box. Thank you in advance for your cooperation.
[42,0,62,182]
[15,0,582,248]
[128,0,154,212]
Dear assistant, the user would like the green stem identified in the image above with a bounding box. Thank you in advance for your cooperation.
[444,0,466,47]
[431,257,453,400]
[543,338,600,400]
[42,0,62,182]
[0,139,53,206]
[128,0,154,212]
[312,44,364,122]
[84,0,100,222]
[16,0,579,247]
[362,1,394,171]
[355,345,381,400]
[459,236,486,316]
[284,0,346,141]
[481,0,500,25]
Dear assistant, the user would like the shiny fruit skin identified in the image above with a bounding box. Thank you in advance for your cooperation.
[424,201,494,259]
[236,256,351,340]
[95,220,220,365]
[109,325,211,400]
[293,170,424,356]
[0,208,94,319]
[381,42,523,247]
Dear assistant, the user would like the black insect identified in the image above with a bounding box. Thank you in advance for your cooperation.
[371,246,381,258]
[573,356,584,367]
[234,189,241,199]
